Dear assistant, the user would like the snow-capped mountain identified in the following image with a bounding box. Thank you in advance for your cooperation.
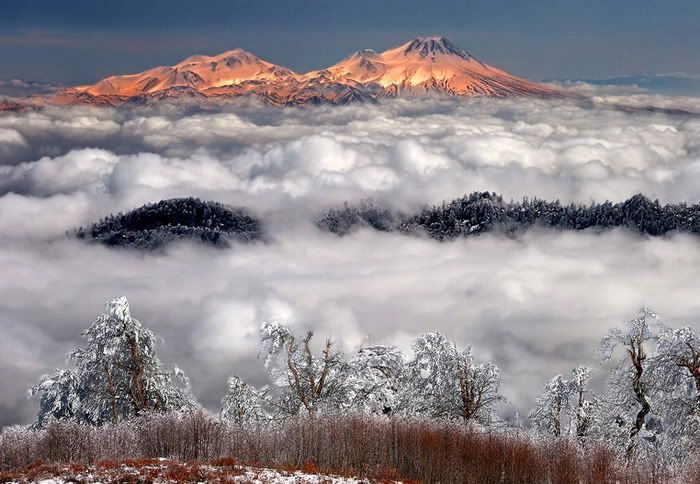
[82,49,299,97]
[310,37,556,97]
[49,36,559,107]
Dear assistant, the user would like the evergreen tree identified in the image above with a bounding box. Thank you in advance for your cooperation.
[29,297,199,427]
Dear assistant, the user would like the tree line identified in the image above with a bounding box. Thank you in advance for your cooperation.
[16,297,700,469]
[317,192,700,240]
[71,193,700,251]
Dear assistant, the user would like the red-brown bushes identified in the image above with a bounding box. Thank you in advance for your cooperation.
[0,470,22,482]
[162,461,206,482]
[0,412,691,482]
[211,456,238,467]
[302,460,319,474]
[22,462,64,481]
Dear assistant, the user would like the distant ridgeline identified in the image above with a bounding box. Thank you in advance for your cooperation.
[75,198,262,249]
[318,192,700,239]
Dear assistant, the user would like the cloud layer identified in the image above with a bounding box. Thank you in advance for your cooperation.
[1,92,700,427]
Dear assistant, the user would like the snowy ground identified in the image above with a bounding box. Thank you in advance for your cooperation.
[3,459,386,483]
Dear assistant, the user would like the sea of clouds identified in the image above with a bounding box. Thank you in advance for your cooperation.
[1,89,700,426]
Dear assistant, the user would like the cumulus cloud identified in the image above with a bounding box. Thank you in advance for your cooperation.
[0,79,59,97]
[1,96,699,239]
[2,94,700,426]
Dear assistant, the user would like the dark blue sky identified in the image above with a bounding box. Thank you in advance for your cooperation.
[2,0,699,85]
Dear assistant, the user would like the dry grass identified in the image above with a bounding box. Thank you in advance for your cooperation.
[0,411,693,483]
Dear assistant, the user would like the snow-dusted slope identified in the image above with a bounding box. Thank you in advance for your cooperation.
[311,36,557,97]
[50,36,559,106]
[82,49,298,96]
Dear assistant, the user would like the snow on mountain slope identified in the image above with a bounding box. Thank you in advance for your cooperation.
[313,36,557,97]
[81,49,299,96]
[45,36,560,107]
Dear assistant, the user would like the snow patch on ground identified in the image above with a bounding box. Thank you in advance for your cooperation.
[7,461,383,483]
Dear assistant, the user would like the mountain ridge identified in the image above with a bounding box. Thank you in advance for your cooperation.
[32,37,561,107]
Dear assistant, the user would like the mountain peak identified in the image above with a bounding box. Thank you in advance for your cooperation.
[178,48,258,65]
[413,35,449,42]
[401,36,473,60]
[46,36,560,107]
[353,49,378,57]
[213,48,258,60]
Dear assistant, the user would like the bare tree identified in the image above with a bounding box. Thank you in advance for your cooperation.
[599,307,657,460]
[260,322,348,416]
[656,327,700,411]
[529,367,593,441]
[456,349,502,423]
[651,326,700,462]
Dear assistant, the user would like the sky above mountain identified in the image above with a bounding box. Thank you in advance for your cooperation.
[2,0,699,85]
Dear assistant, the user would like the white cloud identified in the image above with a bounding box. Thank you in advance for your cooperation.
[0,127,26,158]
[1,148,118,196]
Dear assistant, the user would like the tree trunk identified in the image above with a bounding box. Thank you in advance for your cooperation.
[126,332,150,413]
[625,344,650,461]
[575,389,590,443]
[552,399,561,438]
[105,365,118,424]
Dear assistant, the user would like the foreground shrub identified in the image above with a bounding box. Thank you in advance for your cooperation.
[0,411,679,483]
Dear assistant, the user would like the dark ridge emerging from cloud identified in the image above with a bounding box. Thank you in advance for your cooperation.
[318,192,700,240]
[74,192,700,252]
[75,197,262,249]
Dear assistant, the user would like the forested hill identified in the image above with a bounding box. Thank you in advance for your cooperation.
[74,193,700,250]
[75,198,262,249]
[318,192,700,239]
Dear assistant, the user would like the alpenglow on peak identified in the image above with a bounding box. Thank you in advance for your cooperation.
[401,36,474,60]
[43,36,560,108]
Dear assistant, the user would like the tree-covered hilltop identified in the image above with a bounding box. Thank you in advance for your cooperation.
[316,200,400,236]
[73,193,700,248]
[75,197,263,249]
[318,192,700,240]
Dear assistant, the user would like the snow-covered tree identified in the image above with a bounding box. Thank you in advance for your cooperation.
[28,369,81,429]
[347,345,405,414]
[651,326,700,462]
[528,366,592,440]
[570,366,593,442]
[598,307,659,459]
[401,332,503,424]
[656,326,700,412]
[529,375,569,437]
[29,297,199,427]
[220,376,270,425]
[224,321,406,420]
[259,321,349,416]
